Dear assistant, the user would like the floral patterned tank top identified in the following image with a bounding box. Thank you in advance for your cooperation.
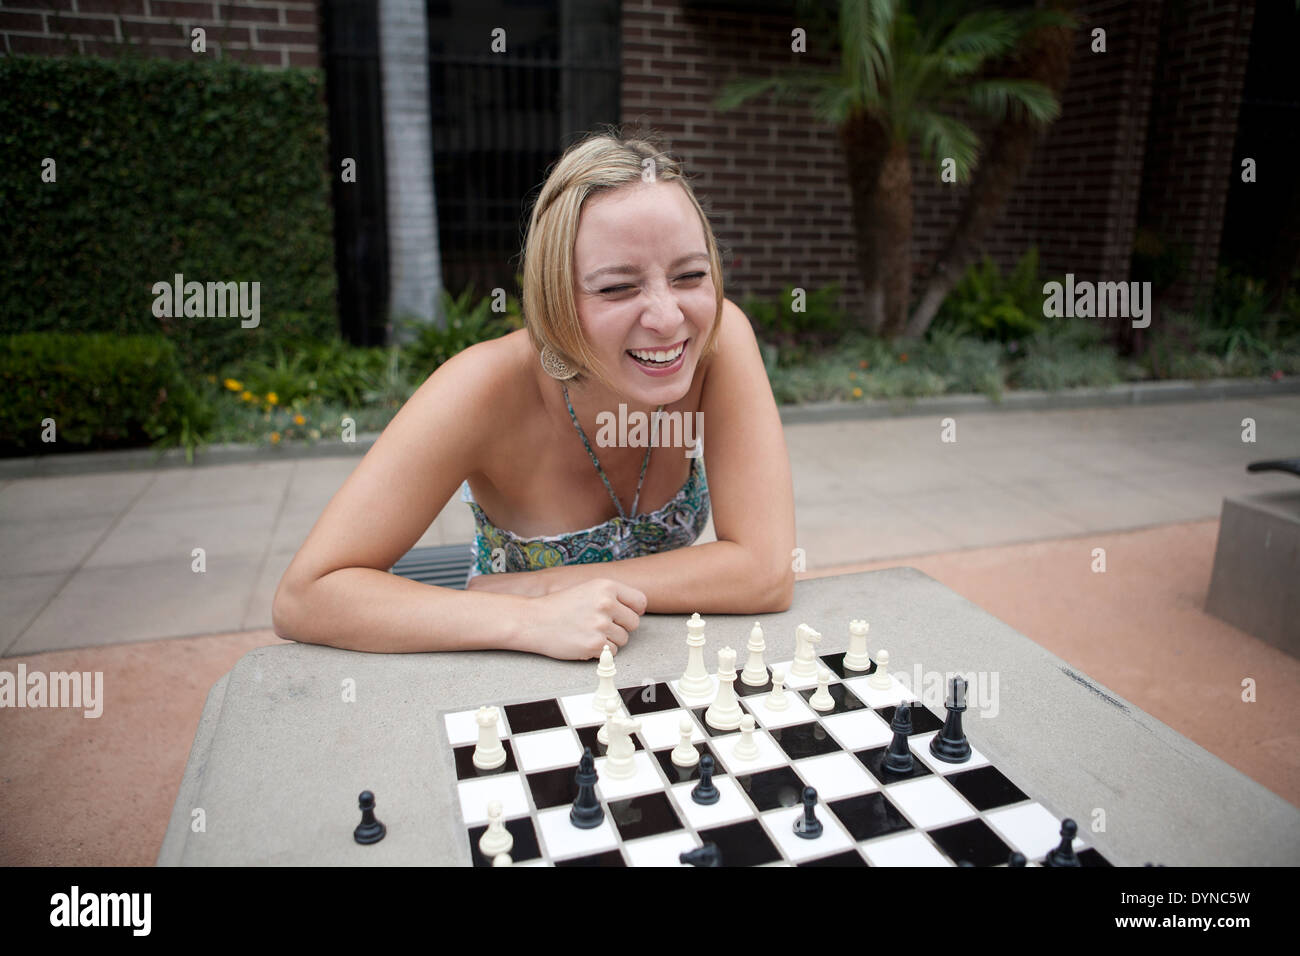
[460,384,710,580]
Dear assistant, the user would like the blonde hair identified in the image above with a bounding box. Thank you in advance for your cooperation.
[520,125,725,389]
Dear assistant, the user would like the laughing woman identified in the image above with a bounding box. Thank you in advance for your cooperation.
[272,128,795,660]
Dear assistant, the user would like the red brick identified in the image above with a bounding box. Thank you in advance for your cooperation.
[8,34,80,54]
[150,1,215,19]
[287,48,318,67]
[284,7,319,26]
[0,12,46,31]
[216,3,280,23]
[120,17,188,39]
[45,13,117,35]
[252,25,315,45]
[77,0,146,13]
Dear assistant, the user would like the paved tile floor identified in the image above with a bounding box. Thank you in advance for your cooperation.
[2,395,1297,656]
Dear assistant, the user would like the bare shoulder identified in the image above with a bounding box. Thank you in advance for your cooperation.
[400,329,535,455]
[700,297,764,392]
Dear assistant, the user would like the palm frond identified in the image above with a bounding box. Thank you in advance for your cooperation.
[913,109,980,180]
[967,78,1061,124]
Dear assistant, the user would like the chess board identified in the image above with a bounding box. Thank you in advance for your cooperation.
[440,647,1113,867]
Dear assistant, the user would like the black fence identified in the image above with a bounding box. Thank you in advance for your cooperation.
[320,1,622,343]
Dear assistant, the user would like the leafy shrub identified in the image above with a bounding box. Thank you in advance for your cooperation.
[741,284,846,366]
[933,248,1046,342]
[402,285,521,375]
[0,333,212,456]
[0,55,336,373]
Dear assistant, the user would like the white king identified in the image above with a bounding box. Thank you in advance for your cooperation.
[679,612,712,700]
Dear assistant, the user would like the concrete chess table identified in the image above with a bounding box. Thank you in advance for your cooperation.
[158,568,1300,866]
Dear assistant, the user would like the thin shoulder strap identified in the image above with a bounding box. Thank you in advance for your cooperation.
[562,383,661,518]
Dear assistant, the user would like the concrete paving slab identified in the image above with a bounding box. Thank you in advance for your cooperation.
[0,570,67,656]
[84,499,279,569]
[0,470,153,521]
[131,461,294,514]
[0,513,119,577]
[7,556,264,655]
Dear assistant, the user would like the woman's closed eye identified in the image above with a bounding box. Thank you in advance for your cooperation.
[600,272,708,295]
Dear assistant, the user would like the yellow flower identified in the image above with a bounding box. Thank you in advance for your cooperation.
[241,391,254,402]
[852,387,863,398]
[224,378,242,391]
[293,414,306,426]
[266,392,279,406]
[270,431,281,444]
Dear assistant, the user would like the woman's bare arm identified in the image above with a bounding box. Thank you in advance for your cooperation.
[271,341,645,656]
[468,301,797,613]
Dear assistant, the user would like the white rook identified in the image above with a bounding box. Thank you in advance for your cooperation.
[845,619,871,671]
[472,705,506,770]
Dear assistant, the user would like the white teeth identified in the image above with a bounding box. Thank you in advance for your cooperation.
[629,343,684,363]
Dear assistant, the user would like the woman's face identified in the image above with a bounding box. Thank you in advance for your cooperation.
[571,180,717,408]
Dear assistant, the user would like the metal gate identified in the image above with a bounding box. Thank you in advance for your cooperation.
[426,0,622,300]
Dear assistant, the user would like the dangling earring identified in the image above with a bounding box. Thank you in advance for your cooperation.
[540,345,579,380]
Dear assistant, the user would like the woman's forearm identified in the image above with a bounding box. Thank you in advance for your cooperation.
[531,540,793,614]
[273,566,531,653]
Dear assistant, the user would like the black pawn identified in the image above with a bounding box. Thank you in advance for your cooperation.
[692,754,719,805]
[793,786,823,839]
[930,676,972,763]
[679,843,722,867]
[1008,851,1027,867]
[1043,818,1081,867]
[353,790,385,845]
[882,701,914,774]
[569,747,605,829]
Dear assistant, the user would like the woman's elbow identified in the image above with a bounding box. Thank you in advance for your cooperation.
[758,562,795,613]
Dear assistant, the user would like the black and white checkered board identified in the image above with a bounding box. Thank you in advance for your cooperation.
[441,649,1112,867]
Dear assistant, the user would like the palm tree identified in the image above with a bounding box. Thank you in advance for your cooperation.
[715,0,1071,338]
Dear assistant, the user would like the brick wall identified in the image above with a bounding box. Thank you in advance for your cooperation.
[0,0,322,68]
[624,0,1252,318]
[1137,0,1256,308]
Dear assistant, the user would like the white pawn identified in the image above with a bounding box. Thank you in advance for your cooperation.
[705,647,743,730]
[671,716,699,768]
[741,621,768,687]
[733,714,759,762]
[472,705,506,770]
[592,643,619,717]
[479,800,513,857]
[766,668,789,711]
[809,667,835,712]
[597,696,619,746]
[492,853,512,867]
[845,619,872,671]
[869,648,892,689]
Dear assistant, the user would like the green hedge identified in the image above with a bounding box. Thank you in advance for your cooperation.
[0,333,211,456]
[0,55,336,372]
